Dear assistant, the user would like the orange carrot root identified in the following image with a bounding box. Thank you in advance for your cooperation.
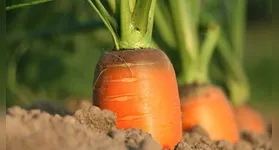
[179,84,240,144]
[234,104,266,134]
[93,49,182,148]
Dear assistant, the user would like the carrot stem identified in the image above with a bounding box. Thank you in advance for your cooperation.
[216,36,250,105]
[230,0,247,61]
[154,1,176,48]
[119,0,133,47]
[6,0,52,11]
[167,0,220,84]
[133,0,153,35]
[145,0,157,39]
[211,0,250,105]
[200,23,221,83]
[87,0,156,50]
[169,0,196,84]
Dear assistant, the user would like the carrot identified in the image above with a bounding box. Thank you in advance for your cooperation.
[214,36,267,135]
[154,0,239,143]
[234,104,266,134]
[209,0,266,134]
[179,84,239,143]
[87,0,182,148]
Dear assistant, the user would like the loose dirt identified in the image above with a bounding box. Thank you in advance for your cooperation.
[6,103,272,150]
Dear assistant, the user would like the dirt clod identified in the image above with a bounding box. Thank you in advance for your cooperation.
[109,128,162,150]
[179,124,272,150]
[175,141,193,150]
[239,130,272,150]
[74,105,117,133]
[214,140,234,150]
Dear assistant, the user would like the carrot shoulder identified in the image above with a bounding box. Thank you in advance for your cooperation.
[93,49,182,148]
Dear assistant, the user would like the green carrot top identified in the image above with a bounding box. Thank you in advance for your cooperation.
[200,0,250,105]
[87,0,157,50]
[155,0,220,85]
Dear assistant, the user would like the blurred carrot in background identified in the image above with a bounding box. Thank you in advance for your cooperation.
[154,0,239,144]
[204,0,267,134]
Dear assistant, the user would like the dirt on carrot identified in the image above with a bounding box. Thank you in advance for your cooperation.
[6,103,272,150]
[178,84,240,144]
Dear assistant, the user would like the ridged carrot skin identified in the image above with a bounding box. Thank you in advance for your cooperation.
[234,104,266,134]
[179,84,240,144]
[93,49,182,148]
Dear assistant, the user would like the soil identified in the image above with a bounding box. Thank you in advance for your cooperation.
[6,102,272,150]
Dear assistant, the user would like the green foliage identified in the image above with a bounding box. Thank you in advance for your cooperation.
[86,0,157,49]
[5,0,276,110]
[6,0,110,107]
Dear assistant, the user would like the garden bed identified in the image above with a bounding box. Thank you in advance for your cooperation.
[6,102,272,150]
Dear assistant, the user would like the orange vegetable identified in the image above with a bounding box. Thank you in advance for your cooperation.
[153,0,240,144]
[93,49,182,148]
[234,104,266,134]
[179,84,240,144]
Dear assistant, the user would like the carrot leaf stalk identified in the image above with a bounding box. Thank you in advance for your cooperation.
[216,36,250,106]
[212,0,249,106]
[6,0,53,11]
[154,1,176,48]
[87,0,157,50]
[166,0,220,84]
[199,24,221,82]
[229,0,247,61]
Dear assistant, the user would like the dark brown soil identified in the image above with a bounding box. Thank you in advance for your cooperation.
[6,104,272,150]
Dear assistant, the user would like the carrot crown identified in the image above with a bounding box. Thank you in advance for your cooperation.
[155,0,220,85]
[87,0,157,50]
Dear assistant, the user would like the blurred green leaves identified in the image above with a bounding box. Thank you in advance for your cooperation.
[6,0,110,107]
